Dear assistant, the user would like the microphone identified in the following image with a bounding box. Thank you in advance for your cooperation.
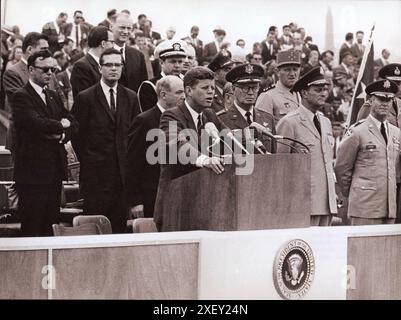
[244,127,267,154]
[250,122,310,153]
[204,122,221,145]
[249,122,280,139]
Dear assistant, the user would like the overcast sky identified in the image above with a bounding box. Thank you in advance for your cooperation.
[2,0,401,63]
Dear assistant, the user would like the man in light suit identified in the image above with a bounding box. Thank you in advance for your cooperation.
[255,50,301,123]
[374,49,390,70]
[42,12,68,53]
[62,11,90,51]
[71,48,140,233]
[335,79,400,225]
[276,67,337,226]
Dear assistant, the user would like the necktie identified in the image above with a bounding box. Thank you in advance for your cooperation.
[120,48,125,63]
[75,25,79,47]
[197,114,203,135]
[245,111,252,126]
[381,122,387,144]
[42,88,50,105]
[313,114,321,136]
[109,88,116,114]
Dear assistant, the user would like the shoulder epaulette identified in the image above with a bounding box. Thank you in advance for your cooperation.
[351,118,366,128]
[262,84,275,93]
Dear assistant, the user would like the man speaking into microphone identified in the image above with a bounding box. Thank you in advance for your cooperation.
[218,63,276,154]
[154,66,226,230]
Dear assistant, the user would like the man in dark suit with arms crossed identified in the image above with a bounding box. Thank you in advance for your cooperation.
[12,50,78,236]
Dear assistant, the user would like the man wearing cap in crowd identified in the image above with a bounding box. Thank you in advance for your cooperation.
[203,26,226,63]
[218,63,276,153]
[255,50,301,123]
[208,49,235,112]
[276,66,337,226]
[335,79,400,225]
[357,63,401,127]
[138,39,187,112]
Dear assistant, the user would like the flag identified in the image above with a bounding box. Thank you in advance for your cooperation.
[347,25,375,127]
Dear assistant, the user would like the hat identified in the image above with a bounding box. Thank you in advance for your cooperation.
[208,50,234,71]
[291,66,328,92]
[225,63,264,84]
[1,25,14,36]
[276,50,301,67]
[213,26,226,35]
[365,79,398,98]
[154,40,187,60]
[379,63,401,82]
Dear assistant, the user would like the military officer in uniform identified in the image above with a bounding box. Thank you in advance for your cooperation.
[218,63,276,153]
[138,40,187,112]
[276,67,337,226]
[255,50,301,123]
[357,63,401,127]
[335,79,400,225]
[208,50,235,113]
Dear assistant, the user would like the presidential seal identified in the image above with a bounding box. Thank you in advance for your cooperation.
[273,239,315,300]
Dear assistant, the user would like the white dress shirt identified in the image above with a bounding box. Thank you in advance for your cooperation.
[369,114,388,139]
[29,80,47,104]
[234,101,254,123]
[114,43,126,61]
[157,103,166,114]
[100,79,118,109]
[184,100,208,167]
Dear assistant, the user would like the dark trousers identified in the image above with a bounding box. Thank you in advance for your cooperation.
[17,182,62,237]
[83,175,126,234]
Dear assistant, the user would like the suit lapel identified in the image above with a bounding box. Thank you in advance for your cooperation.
[95,84,115,123]
[25,83,52,117]
[86,54,100,76]
[299,107,321,139]
[229,106,248,129]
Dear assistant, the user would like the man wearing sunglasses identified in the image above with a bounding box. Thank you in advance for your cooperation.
[71,48,140,233]
[276,66,337,226]
[335,79,400,225]
[11,50,78,236]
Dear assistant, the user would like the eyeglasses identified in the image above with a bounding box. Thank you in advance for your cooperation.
[32,66,57,73]
[101,63,123,68]
[235,85,259,93]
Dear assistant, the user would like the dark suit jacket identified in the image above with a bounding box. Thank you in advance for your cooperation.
[218,105,277,153]
[71,83,140,198]
[12,82,78,184]
[339,43,352,64]
[350,43,365,59]
[261,41,280,64]
[126,105,162,216]
[154,103,225,227]
[56,70,72,101]
[98,19,111,29]
[203,42,218,63]
[62,23,90,49]
[70,53,101,99]
[119,46,148,92]
[42,21,65,53]
[137,74,162,112]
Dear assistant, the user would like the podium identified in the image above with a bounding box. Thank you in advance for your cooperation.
[161,154,311,232]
